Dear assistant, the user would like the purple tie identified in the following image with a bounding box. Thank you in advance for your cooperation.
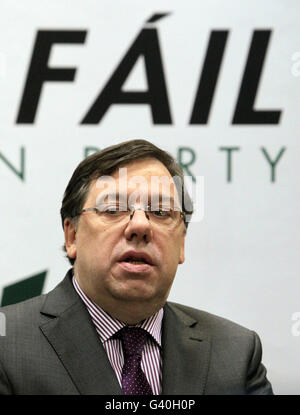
[118,327,153,395]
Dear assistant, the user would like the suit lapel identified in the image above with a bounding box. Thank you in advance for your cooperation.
[161,303,211,395]
[39,270,122,395]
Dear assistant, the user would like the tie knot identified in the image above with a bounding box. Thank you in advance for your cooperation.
[118,327,148,358]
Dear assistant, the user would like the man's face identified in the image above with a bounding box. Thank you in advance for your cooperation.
[64,158,185,319]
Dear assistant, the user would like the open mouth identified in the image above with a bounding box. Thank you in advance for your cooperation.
[124,257,148,265]
[118,251,154,272]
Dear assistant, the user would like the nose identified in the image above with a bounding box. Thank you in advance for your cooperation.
[124,209,152,243]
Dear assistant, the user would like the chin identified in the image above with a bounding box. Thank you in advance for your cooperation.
[109,283,159,302]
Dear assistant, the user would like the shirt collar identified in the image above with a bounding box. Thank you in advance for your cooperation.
[72,274,163,347]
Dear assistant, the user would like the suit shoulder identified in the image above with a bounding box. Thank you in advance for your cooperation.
[0,294,46,322]
[167,301,254,338]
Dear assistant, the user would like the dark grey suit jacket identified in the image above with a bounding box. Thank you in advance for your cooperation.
[0,270,273,395]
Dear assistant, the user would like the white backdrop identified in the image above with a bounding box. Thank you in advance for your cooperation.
[0,0,299,394]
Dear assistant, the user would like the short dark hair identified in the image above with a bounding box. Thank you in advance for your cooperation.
[60,139,193,265]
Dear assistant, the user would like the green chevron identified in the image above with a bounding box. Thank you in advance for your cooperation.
[1,271,47,307]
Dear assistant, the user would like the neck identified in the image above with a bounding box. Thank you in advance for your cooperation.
[95,299,163,325]
[73,270,166,325]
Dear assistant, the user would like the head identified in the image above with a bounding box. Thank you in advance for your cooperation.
[61,139,193,323]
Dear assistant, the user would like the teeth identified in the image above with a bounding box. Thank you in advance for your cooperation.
[126,259,146,264]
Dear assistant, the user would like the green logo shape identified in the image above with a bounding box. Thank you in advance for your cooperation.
[1,271,47,307]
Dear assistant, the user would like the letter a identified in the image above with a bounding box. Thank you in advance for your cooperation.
[81,18,172,124]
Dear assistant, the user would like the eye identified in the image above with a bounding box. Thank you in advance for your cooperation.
[153,209,164,216]
[106,208,118,215]
[152,209,171,218]
[98,204,119,214]
[102,204,128,215]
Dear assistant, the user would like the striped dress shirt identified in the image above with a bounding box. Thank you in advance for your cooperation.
[72,275,163,395]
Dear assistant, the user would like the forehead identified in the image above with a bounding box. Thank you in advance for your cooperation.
[112,158,172,180]
[85,158,180,206]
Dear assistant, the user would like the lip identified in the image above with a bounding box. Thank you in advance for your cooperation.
[118,250,154,266]
[118,261,153,274]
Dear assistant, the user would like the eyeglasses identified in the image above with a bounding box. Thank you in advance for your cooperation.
[73,202,185,228]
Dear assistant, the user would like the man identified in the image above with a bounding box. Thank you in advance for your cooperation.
[0,139,273,395]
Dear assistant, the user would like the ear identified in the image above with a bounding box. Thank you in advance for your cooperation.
[178,230,185,264]
[64,218,77,260]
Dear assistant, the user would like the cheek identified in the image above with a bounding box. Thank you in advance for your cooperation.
[76,226,103,257]
[157,234,183,266]
[79,226,121,261]
[165,228,183,251]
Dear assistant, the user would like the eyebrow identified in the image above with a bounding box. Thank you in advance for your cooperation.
[96,192,183,211]
[99,192,176,201]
